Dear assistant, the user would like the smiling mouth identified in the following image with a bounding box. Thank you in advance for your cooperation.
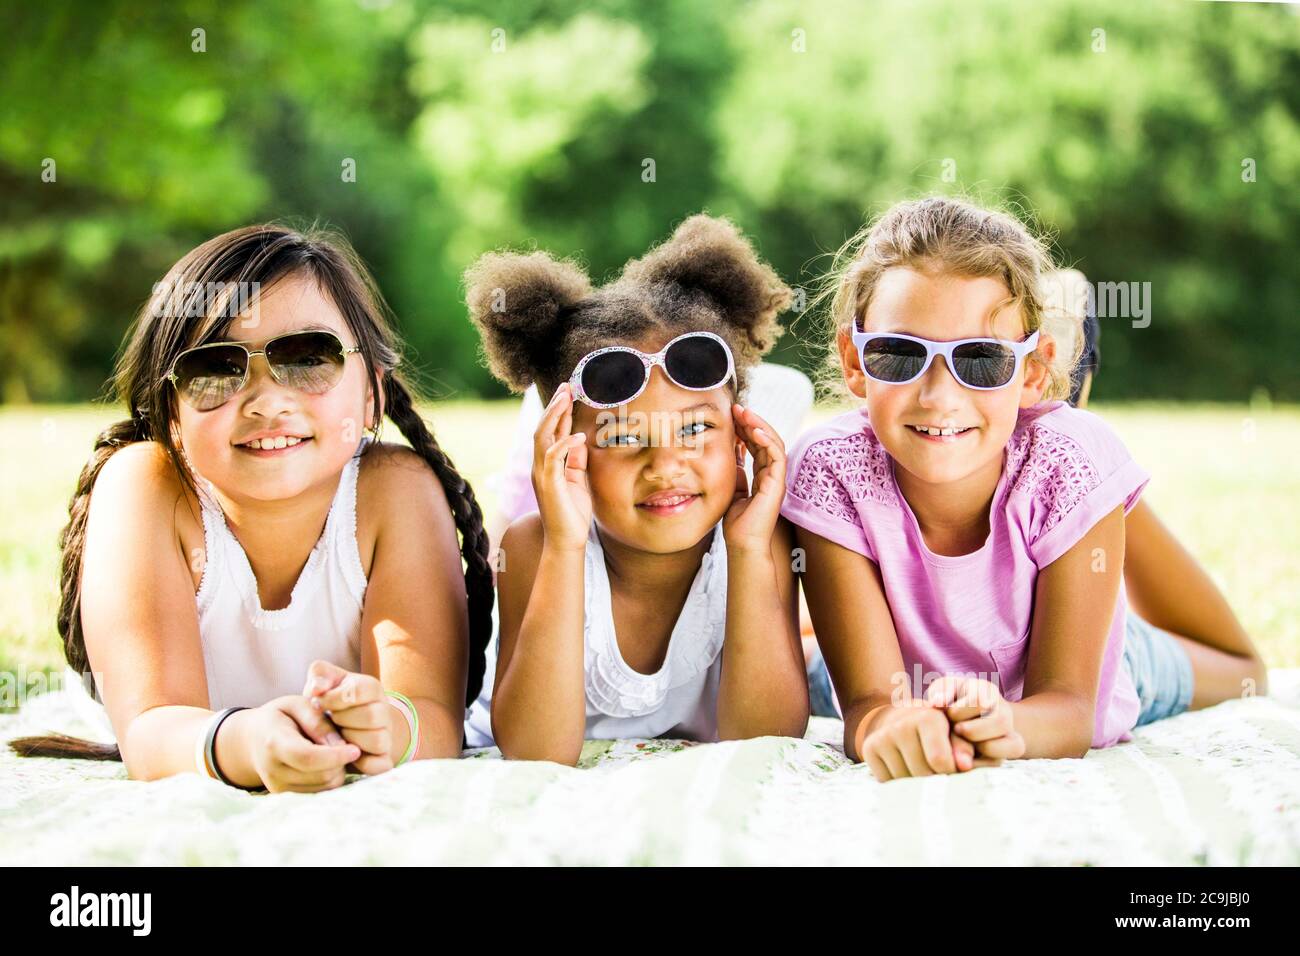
[236,435,312,453]
[637,493,700,514]
[907,424,975,437]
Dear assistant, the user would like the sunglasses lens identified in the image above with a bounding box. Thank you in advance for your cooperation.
[266,331,347,394]
[952,341,1017,388]
[580,350,645,405]
[172,345,248,411]
[861,336,928,383]
[665,336,731,390]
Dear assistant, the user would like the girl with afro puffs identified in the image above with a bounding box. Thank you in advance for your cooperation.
[463,215,810,764]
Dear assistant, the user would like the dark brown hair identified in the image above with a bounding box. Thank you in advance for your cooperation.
[465,214,791,402]
[10,224,494,760]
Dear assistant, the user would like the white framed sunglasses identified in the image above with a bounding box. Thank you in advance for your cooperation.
[851,328,1041,391]
[568,330,737,408]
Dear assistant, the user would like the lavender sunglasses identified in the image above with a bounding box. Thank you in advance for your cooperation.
[852,328,1041,391]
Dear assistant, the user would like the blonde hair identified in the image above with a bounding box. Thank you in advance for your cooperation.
[814,196,1080,402]
[1039,267,1089,400]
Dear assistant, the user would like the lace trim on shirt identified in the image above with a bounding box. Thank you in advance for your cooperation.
[787,432,896,526]
[1004,424,1102,535]
[583,523,728,719]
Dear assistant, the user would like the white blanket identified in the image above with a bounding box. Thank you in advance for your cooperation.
[2,672,1298,865]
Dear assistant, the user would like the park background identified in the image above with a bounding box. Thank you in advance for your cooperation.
[1,0,1297,700]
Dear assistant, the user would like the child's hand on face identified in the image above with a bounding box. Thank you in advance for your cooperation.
[532,383,592,552]
[926,675,1025,762]
[722,404,787,553]
[303,660,395,775]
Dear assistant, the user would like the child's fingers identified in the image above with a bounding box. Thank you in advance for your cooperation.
[732,455,750,503]
[349,752,396,776]
[542,431,585,477]
[543,433,588,499]
[896,733,938,777]
[917,719,957,774]
[732,405,775,472]
[956,712,1003,743]
[924,674,967,709]
[338,726,390,757]
[952,681,1002,713]
[328,702,390,733]
[276,735,361,774]
[863,748,893,782]
[975,732,1025,760]
[279,696,346,747]
[877,746,908,781]
[563,433,588,477]
[741,405,787,458]
[272,764,349,791]
[731,405,764,464]
[942,680,1002,723]
[313,673,383,713]
[951,715,1006,742]
[533,384,573,457]
[950,732,975,771]
[303,659,350,699]
[945,702,986,724]
[951,729,1005,771]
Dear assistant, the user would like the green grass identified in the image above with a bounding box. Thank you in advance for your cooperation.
[2,401,1296,699]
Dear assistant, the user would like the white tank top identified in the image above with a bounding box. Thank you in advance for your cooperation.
[464,520,728,747]
[188,438,369,710]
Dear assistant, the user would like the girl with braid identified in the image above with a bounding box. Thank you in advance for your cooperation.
[463,215,809,764]
[10,224,494,792]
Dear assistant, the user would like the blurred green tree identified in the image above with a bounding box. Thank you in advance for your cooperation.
[0,0,1295,402]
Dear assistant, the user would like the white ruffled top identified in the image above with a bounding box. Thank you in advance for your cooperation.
[188,438,369,710]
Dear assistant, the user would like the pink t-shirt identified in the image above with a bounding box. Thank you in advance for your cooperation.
[781,401,1149,748]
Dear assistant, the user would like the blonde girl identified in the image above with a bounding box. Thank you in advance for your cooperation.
[785,197,1266,780]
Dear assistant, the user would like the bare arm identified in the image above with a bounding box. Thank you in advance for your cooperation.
[81,443,239,781]
[357,445,472,761]
[716,517,808,740]
[793,526,911,762]
[1123,499,1266,701]
[490,383,593,765]
[490,514,587,764]
[1011,503,1127,758]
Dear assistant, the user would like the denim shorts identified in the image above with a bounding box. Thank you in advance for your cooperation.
[1123,611,1195,727]
[806,643,840,718]
[804,612,1195,726]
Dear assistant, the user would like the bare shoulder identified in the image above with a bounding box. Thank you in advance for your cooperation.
[354,442,459,569]
[497,512,545,591]
[93,441,192,521]
[356,440,452,509]
[87,441,200,576]
[500,511,544,558]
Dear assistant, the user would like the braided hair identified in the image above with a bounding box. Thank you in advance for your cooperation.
[11,223,493,761]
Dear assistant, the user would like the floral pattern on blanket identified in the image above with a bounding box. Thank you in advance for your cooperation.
[2,673,1298,865]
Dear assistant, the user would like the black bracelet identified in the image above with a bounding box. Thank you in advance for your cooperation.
[204,706,261,791]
